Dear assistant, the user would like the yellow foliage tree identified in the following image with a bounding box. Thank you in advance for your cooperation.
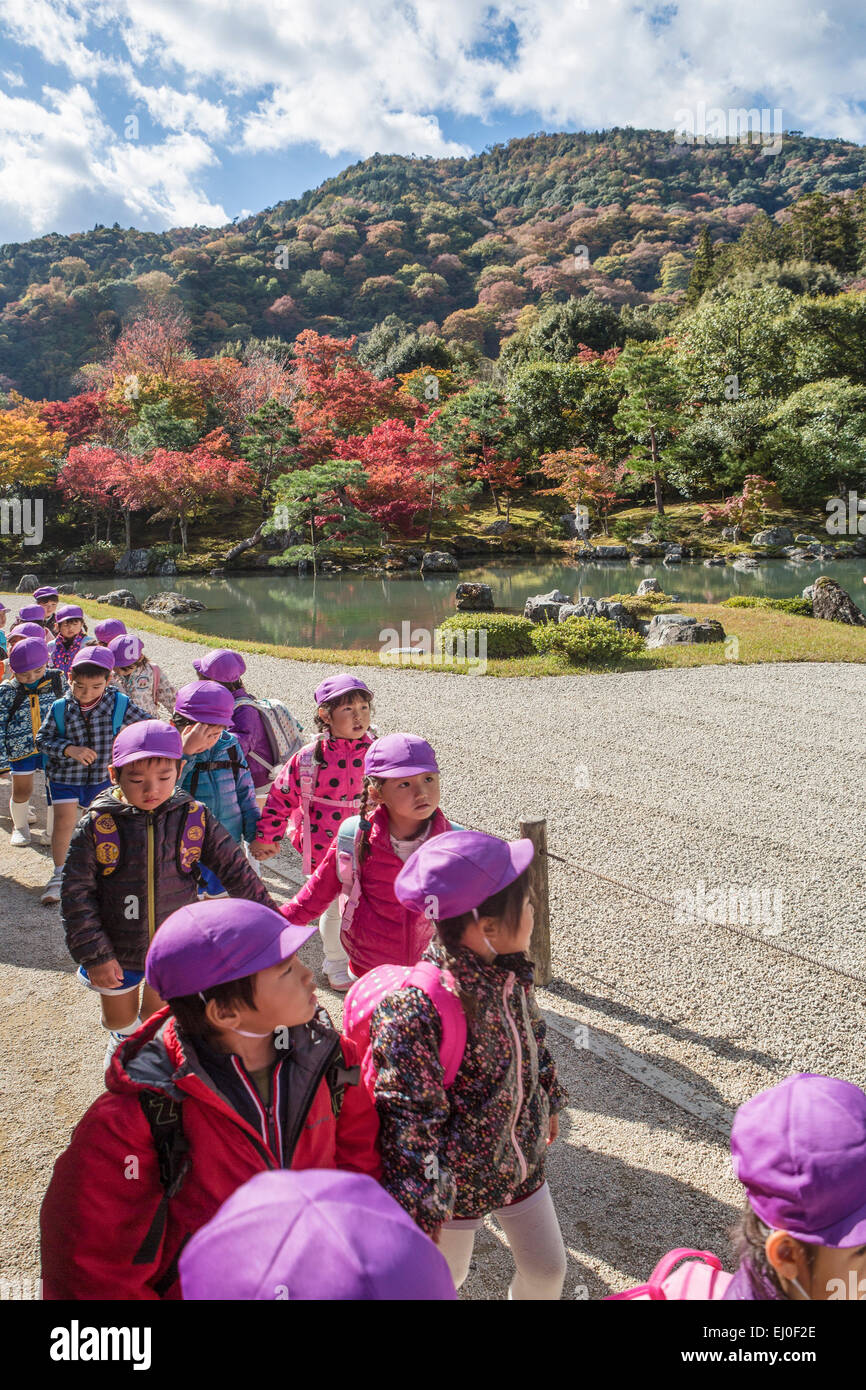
[0,408,66,487]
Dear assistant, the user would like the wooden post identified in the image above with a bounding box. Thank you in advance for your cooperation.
[519,815,552,987]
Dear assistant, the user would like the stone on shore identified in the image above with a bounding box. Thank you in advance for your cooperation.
[455,582,494,612]
[636,578,662,595]
[558,598,640,632]
[141,591,206,616]
[752,526,795,547]
[645,614,726,648]
[96,589,141,609]
[524,589,571,622]
[15,573,39,593]
[420,551,459,573]
[807,576,866,626]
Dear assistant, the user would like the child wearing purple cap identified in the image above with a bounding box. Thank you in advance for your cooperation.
[278,733,463,982]
[369,829,568,1299]
[48,605,95,679]
[109,633,176,718]
[93,617,126,645]
[61,720,281,1066]
[40,899,380,1299]
[191,648,287,806]
[252,674,376,990]
[0,637,66,847]
[36,648,150,904]
[33,587,60,636]
[724,1073,866,1301]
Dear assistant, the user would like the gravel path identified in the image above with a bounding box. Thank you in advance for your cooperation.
[2,596,864,1299]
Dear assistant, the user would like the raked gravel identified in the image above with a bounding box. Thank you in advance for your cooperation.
[1,594,864,1299]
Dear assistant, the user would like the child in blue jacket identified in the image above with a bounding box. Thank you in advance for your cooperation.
[172,680,259,896]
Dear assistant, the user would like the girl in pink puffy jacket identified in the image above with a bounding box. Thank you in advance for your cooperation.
[252,675,375,991]
[278,733,460,981]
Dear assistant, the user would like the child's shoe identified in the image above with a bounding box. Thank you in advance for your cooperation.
[324,958,353,992]
[10,825,31,847]
[9,798,30,845]
[41,868,63,905]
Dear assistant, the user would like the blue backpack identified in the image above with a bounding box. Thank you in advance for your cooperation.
[52,691,129,739]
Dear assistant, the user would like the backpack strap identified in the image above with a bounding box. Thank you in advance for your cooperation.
[297,740,320,876]
[92,811,122,875]
[52,697,66,740]
[188,751,240,801]
[111,691,129,737]
[178,801,207,875]
[336,815,366,934]
[405,960,468,1088]
[151,665,160,705]
[132,1093,191,1268]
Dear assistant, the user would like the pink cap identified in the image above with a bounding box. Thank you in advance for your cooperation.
[109,633,144,666]
[174,680,236,725]
[70,644,114,673]
[9,637,50,673]
[364,733,438,779]
[314,673,373,706]
[146,899,317,999]
[193,648,246,682]
[112,719,183,767]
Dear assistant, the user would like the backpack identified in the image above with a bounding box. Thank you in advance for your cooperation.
[186,744,242,800]
[335,813,464,934]
[606,1249,733,1300]
[343,959,468,1100]
[234,696,304,782]
[92,800,208,878]
[53,690,129,739]
[2,668,64,738]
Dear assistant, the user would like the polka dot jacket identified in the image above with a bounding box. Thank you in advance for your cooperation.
[369,942,568,1235]
[254,734,374,871]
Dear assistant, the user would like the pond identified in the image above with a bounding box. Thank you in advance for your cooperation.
[84,558,866,651]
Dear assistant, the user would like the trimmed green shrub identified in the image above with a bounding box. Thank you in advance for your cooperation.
[67,541,120,573]
[722,596,813,616]
[438,612,535,658]
[530,616,646,665]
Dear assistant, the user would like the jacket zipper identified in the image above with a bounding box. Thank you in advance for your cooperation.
[502,971,529,1183]
[146,815,156,939]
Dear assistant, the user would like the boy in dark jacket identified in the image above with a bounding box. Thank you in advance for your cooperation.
[40,898,380,1300]
[62,719,280,1067]
[36,644,150,905]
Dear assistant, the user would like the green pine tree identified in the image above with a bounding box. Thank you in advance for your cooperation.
[686,227,715,307]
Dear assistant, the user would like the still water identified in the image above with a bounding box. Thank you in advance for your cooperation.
[86,558,866,651]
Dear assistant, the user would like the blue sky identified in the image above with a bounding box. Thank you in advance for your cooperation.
[0,0,864,243]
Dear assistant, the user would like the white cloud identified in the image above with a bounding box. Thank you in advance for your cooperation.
[2,68,26,87]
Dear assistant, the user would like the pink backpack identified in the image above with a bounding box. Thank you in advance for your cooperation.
[606,1248,732,1300]
[343,960,467,1098]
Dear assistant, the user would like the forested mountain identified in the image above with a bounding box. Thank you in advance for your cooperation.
[2,128,866,398]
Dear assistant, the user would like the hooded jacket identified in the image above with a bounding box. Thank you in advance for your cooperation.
[369,942,568,1235]
[0,669,67,763]
[177,729,259,843]
[61,785,278,971]
[279,804,456,974]
[39,1008,380,1300]
[255,732,375,867]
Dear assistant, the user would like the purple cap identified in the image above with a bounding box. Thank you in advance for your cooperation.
[109,633,143,666]
[192,648,246,682]
[112,719,183,768]
[174,679,235,725]
[8,623,45,642]
[731,1073,866,1246]
[17,604,45,622]
[0,599,6,612]
[70,644,114,673]
[9,637,50,673]
[146,899,316,999]
[179,1170,456,1301]
[395,829,534,919]
[364,732,438,780]
[94,618,127,644]
[33,587,58,601]
[55,604,84,622]
[314,673,373,706]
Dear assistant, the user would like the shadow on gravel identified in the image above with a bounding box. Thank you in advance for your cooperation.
[546,976,781,1106]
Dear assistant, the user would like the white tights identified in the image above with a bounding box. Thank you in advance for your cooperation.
[437,1182,567,1300]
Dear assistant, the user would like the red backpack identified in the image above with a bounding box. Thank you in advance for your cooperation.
[343,960,467,1098]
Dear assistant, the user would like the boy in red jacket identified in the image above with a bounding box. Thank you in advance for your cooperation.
[40,898,380,1300]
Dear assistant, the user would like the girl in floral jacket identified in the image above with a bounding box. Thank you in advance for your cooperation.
[48,605,95,678]
[370,829,568,1300]
[108,633,176,718]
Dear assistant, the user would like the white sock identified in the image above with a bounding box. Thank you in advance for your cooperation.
[10,799,30,831]
[104,1015,142,1040]
[46,806,54,836]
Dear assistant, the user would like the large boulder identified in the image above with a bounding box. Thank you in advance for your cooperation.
[733,557,761,572]
[645,614,726,648]
[662,547,682,565]
[114,548,152,577]
[590,544,629,560]
[808,576,866,626]
[455,582,494,612]
[142,591,206,617]
[794,534,819,546]
[752,526,795,547]
[155,558,177,575]
[15,573,39,593]
[637,578,662,595]
[704,555,727,566]
[524,589,571,623]
[96,589,141,610]
[484,518,513,537]
[420,551,459,574]
[558,597,640,632]
[851,536,866,557]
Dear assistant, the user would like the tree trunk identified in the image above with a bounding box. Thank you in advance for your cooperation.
[93,508,99,544]
[179,514,188,553]
[309,513,317,577]
[489,481,502,515]
[123,508,132,551]
[105,506,112,543]
[223,520,266,565]
[425,471,436,544]
[649,426,665,513]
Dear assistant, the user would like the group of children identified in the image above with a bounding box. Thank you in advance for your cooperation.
[3,589,864,1302]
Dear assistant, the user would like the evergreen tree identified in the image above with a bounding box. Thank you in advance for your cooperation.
[686,227,715,307]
